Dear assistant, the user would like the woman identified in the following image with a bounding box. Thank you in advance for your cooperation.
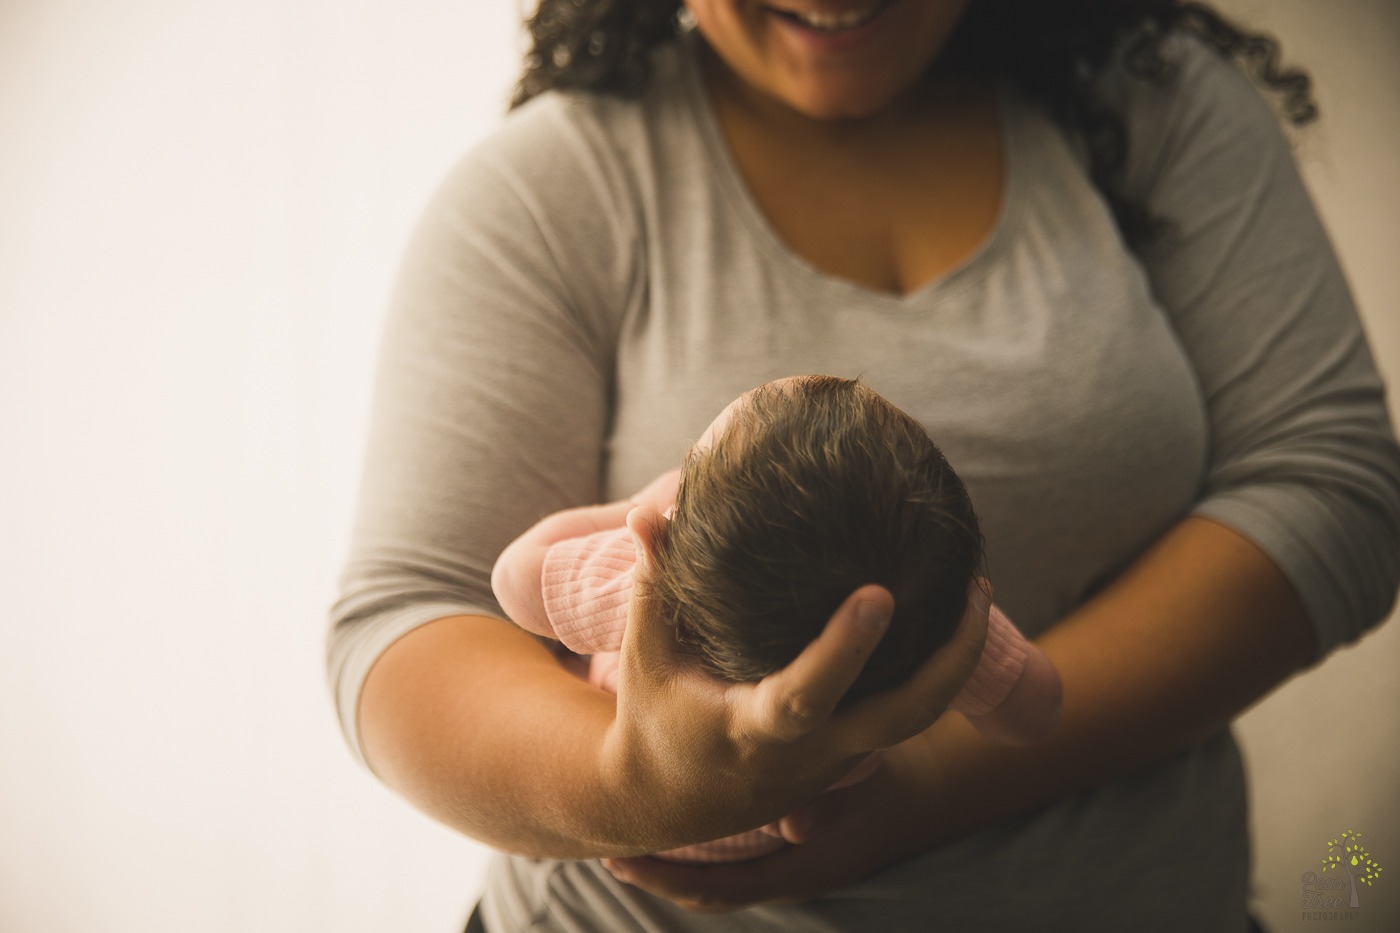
[328,0,1400,929]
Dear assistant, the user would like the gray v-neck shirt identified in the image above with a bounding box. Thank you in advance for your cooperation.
[329,32,1400,932]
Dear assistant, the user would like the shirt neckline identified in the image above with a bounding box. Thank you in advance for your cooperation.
[676,31,1024,310]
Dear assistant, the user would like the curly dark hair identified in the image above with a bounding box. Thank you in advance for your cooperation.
[510,0,1316,246]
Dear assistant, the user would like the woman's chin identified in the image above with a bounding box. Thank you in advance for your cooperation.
[782,86,904,123]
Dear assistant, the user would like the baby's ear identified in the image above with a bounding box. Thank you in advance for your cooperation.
[625,503,667,568]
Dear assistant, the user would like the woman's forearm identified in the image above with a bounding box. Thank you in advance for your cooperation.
[907,515,1316,843]
[357,614,637,858]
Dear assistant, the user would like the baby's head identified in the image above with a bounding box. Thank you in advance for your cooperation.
[645,375,983,703]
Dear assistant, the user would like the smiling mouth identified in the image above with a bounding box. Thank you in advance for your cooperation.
[769,0,894,33]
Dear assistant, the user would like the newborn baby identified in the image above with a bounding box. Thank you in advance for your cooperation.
[493,375,1062,862]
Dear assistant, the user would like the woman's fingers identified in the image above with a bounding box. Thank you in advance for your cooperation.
[835,579,991,750]
[743,585,895,743]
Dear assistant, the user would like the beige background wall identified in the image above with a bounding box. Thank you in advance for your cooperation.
[0,1,1394,931]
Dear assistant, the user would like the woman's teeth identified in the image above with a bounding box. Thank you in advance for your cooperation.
[782,3,884,32]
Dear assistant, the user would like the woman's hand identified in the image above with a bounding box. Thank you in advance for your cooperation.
[597,503,991,853]
[601,740,937,911]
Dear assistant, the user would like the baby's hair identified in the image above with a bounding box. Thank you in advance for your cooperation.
[645,375,984,703]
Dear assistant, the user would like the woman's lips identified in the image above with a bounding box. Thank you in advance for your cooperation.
[764,0,897,51]
[767,1,891,32]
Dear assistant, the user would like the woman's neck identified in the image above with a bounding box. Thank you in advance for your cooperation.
[694,37,979,153]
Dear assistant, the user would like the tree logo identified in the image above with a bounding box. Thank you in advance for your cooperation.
[1305,828,1384,911]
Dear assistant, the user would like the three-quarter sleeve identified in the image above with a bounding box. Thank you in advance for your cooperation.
[326,96,642,764]
[1112,38,1400,657]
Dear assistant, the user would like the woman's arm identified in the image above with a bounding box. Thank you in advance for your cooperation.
[936,515,1310,824]
[358,576,990,859]
[359,612,622,857]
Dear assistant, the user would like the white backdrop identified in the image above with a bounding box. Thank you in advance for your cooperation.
[0,2,1395,932]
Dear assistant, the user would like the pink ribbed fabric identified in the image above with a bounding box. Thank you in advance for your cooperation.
[540,529,637,654]
[948,605,1026,717]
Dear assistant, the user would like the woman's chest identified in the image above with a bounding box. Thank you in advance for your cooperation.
[716,90,1005,297]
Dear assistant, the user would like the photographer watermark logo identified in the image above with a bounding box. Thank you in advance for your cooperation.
[1302,828,1384,921]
